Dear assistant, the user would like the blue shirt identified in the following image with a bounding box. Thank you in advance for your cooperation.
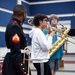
[43,30,63,59]
[50,32,63,60]
[43,29,48,35]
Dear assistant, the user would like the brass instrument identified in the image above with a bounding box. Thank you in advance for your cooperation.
[49,27,70,57]
[49,26,75,57]
[28,19,33,26]
[23,47,30,75]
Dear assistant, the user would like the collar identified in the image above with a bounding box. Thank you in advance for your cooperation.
[12,18,22,26]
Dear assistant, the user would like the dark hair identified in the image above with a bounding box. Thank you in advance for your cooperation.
[13,5,26,17]
[33,14,48,26]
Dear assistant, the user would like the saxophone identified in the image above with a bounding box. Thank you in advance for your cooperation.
[49,27,70,57]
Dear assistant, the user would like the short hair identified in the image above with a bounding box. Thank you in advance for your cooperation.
[50,14,59,23]
[13,5,26,17]
[33,14,48,26]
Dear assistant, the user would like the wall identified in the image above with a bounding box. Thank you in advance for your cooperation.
[0,0,31,47]
[0,0,75,48]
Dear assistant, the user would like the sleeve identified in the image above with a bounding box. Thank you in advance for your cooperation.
[37,31,52,51]
[9,25,22,53]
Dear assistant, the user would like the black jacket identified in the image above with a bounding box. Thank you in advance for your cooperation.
[2,18,31,75]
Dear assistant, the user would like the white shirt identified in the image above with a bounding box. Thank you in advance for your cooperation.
[29,28,52,63]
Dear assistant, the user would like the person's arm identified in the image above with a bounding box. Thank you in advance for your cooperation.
[10,25,29,74]
[37,31,55,51]
[10,25,22,53]
[63,43,67,54]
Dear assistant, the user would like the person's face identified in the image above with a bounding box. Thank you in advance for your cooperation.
[40,18,48,29]
[50,18,58,27]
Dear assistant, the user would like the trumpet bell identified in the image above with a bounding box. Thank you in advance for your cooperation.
[28,19,34,26]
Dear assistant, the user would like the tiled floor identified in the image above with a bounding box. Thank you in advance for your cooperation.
[30,63,75,75]
[30,55,75,75]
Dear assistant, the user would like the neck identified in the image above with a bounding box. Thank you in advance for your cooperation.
[36,26,43,30]
[13,16,23,23]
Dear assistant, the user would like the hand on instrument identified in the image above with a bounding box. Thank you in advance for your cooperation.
[49,31,56,37]
[46,25,52,34]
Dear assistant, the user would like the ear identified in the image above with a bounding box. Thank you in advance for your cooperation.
[23,13,27,17]
[39,20,42,24]
[23,13,25,17]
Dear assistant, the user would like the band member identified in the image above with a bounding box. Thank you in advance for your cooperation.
[2,5,31,75]
[29,14,55,75]
[48,14,66,75]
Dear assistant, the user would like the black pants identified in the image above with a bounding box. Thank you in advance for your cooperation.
[33,61,52,75]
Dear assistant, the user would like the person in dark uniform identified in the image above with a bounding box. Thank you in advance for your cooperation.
[2,5,31,75]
